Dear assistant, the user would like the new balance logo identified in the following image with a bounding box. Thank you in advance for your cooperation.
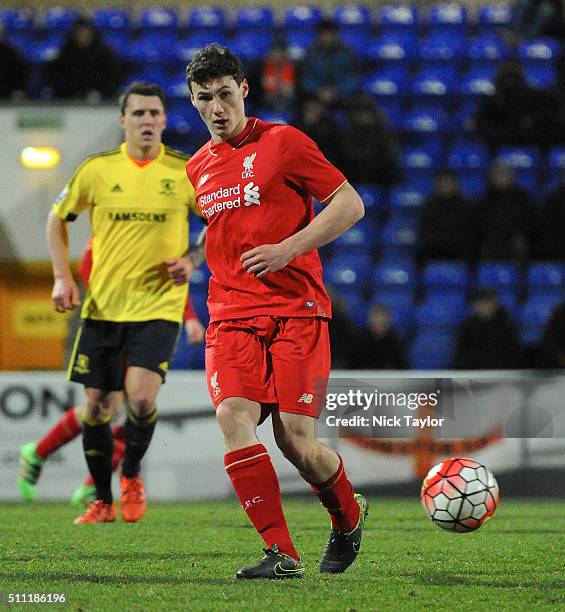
[243,182,260,206]
[198,173,209,188]
[298,393,314,404]
[111,183,123,192]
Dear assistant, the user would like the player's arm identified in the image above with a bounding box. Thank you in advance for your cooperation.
[241,182,364,278]
[46,210,81,312]
[182,294,205,344]
[166,225,207,285]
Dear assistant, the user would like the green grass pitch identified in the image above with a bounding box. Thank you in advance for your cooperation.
[1,498,563,611]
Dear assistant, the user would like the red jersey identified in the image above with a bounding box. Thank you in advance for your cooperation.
[186,118,346,322]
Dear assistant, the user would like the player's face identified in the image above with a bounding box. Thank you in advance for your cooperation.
[190,77,248,142]
[120,94,167,150]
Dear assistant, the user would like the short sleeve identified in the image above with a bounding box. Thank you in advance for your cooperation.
[280,126,347,203]
[52,161,94,222]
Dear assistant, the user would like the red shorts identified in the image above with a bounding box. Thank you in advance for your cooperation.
[205,316,330,418]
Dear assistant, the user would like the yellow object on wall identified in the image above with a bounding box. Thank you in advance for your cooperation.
[12,299,71,338]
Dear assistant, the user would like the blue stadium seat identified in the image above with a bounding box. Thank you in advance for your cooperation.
[28,38,62,63]
[519,295,562,344]
[402,106,448,135]
[189,263,211,295]
[415,293,467,328]
[170,332,206,370]
[0,9,34,32]
[165,71,191,100]
[340,29,373,57]
[450,100,480,134]
[93,9,130,32]
[234,7,274,31]
[128,67,169,89]
[447,141,490,170]
[411,67,458,98]
[400,145,441,176]
[478,4,513,29]
[355,184,385,215]
[286,29,316,60]
[390,179,433,220]
[458,174,488,198]
[527,262,565,298]
[104,32,131,57]
[187,6,227,36]
[380,220,419,260]
[325,254,373,288]
[548,146,565,170]
[418,32,467,67]
[339,290,369,328]
[423,261,470,295]
[333,5,371,28]
[368,32,418,63]
[333,218,378,254]
[373,260,417,293]
[177,31,229,62]
[129,32,178,63]
[377,101,404,131]
[496,147,542,195]
[369,291,414,333]
[364,67,410,100]
[518,38,560,63]
[230,31,274,61]
[459,67,496,96]
[283,5,322,31]
[409,330,456,369]
[467,33,511,65]
[139,7,178,32]
[523,65,558,90]
[44,7,78,31]
[427,3,469,33]
[378,5,419,32]
[476,261,520,296]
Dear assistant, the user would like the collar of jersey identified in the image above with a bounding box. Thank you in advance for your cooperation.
[208,117,258,156]
[121,142,164,167]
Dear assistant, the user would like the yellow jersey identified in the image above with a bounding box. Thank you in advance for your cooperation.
[53,143,199,323]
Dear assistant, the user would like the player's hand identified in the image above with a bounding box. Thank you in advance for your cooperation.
[184,318,205,344]
[51,277,80,313]
[166,257,194,285]
[241,243,292,278]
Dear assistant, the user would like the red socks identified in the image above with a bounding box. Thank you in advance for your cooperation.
[36,407,83,459]
[303,455,360,532]
[225,444,298,560]
[84,424,126,486]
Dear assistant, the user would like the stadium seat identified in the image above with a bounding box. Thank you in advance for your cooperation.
[496,147,542,195]
[411,67,458,98]
[400,145,441,177]
[409,330,456,369]
[527,262,565,298]
[478,3,513,30]
[415,293,467,328]
[476,261,521,296]
[333,4,371,28]
[189,263,211,295]
[325,253,373,288]
[467,33,511,65]
[104,32,131,57]
[333,218,378,254]
[139,7,178,32]
[519,295,562,344]
[380,219,418,260]
[27,38,61,63]
[523,65,558,90]
[459,67,496,96]
[170,333,205,370]
[286,29,316,60]
[187,6,227,36]
[43,7,78,31]
[355,184,385,215]
[390,180,433,220]
[177,31,229,62]
[283,5,322,31]
[340,29,373,58]
[129,32,178,63]
[517,38,560,63]
[364,67,410,100]
[418,32,467,67]
[92,9,130,32]
[230,31,274,61]
[548,146,565,170]
[450,100,480,134]
[0,9,35,32]
[427,3,469,33]
[373,260,417,293]
[447,141,490,170]
[234,7,275,31]
[368,32,418,63]
[129,67,169,89]
[377,5,419,32]
[369,290,414,333]
[458,174,488,198]
[339,290,369,328]
[423,261,470,296]
[402,106,448,136]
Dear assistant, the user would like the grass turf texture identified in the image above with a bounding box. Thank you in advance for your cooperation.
[1,499,563,611]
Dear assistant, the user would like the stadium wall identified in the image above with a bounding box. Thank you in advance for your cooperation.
[1,371,563,502]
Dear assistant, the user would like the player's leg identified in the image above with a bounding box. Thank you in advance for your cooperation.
[206,318,303,579]
[17,405,84,502]
[271,317,368,573]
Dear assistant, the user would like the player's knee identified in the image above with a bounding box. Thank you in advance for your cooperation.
[216,399,256,441]
[277,434,310,469]
[127,396,155,418]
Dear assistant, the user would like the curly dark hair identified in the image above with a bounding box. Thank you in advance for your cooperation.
[119,82,167,115]
[185,44,245,93]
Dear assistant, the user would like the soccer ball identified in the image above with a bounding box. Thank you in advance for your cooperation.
[420,457,499,533]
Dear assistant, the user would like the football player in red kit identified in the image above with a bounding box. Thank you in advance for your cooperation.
[185,44,368,579]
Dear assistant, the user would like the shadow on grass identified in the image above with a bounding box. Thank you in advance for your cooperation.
[0,551,224,563]
[0,571,232,586]
[408,571,565,590]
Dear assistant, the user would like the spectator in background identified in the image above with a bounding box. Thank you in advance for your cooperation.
[342,95,402,186]
[538,169,565,260]
[327,288,356,369]
[260,40,296,113]
[537,301,565,367]
[46,17,123,101]
[510,0,565,40]
[475,62,553,150]
[294,97,346,167]
[454,287,522,369]
[300,19,359,108]
[0,23,29,100]
[476,161,534,261]
[418,171,475,264]
[350,304,407,370]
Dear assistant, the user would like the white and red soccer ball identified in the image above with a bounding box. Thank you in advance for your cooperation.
[420,457,499,532]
